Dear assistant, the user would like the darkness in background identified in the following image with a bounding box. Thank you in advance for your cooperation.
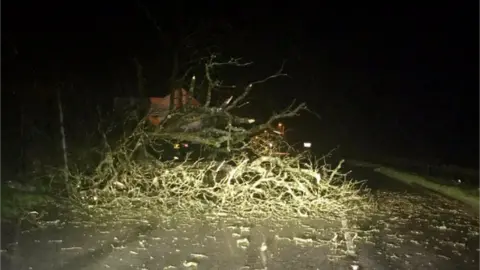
[2,1,478,169]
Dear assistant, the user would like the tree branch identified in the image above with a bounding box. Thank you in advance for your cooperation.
[226,62,287,111]
[144,55,307,152]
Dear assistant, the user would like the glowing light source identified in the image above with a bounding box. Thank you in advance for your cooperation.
[277,122,285,136]
[303,142,312,148]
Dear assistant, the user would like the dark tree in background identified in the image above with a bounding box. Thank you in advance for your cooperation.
[2,1,478,178]
[1,2,310,181]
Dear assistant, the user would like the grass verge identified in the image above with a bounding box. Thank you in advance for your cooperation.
[1,182,56,224]
[346,159,479,213]
[374,167,479,213]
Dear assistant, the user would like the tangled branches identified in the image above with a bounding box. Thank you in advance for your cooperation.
[70,129,372,221]
[144,55,308,151]
[67,56,372,221]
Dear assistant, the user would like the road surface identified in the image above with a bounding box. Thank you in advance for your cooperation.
[1,165,478,270]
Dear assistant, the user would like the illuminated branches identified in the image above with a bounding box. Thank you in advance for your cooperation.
[67,55,372,222]
[72,136,372,221]
[151,55,307,151]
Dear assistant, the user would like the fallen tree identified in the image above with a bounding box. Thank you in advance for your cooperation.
[66,55,373,221]
[71,133,372,221]
[144,55,307,151]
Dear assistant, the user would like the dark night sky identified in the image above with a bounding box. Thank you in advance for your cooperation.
[2,1,479,167]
